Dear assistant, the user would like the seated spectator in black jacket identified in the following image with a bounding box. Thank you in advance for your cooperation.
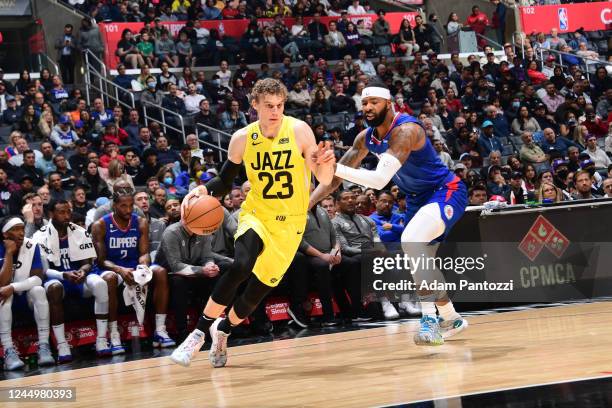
[287,204,341,327]
[53,154,77,191]
[194,99,218,132]
[329,82,356,113]
[149,187,166,219]
[133,126,154,157]
[503,171,535,204]
[2,95,20,126]
[124,148,141,179]
[0,168,20,215]
[156,220,232,342]
[533,103,558,133]
[79,161,110,201]
[155,136,180,166]
[17,150,45,187]
[135,149,162,185]
[48,172,70,201]
[68,139,90,176]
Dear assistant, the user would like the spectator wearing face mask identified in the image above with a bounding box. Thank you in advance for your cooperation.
[140,75,164,107]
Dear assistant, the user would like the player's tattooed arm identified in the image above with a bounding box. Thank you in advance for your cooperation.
[386,122,426,163]
[309,130,369,209]
[91,219,113,271]
[331,123,424,191]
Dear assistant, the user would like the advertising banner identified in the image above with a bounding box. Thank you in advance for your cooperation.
[362,202,612,303]
[99,11,419,68]
[519,2,612,34]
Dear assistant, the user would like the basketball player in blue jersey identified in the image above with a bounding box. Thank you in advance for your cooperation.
[91,188,175,355]
[36,200,104,363]
[311,81,469,345]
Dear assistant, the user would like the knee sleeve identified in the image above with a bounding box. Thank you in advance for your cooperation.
[401,203,446,245]
[0,297,13,331]
[401,204,448,300]
[233,276,273,320]
[87,274,109,315]
[0,298,13,348]
[211,230,263,306]
[28,286,50,324]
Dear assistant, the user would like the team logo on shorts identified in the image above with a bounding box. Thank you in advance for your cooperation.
[270,278,278,284]
[444,205,454,220]
[251,133,258,140]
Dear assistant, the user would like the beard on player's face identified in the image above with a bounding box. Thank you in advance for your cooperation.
[365,103,389,128]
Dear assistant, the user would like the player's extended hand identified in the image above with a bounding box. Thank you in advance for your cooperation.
[118,267,136,286]
[63,271,82,284]
[0,285,14,304]
[313,141,336,166]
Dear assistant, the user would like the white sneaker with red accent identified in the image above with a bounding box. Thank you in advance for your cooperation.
[209,318,230,368]
[169,329,206,367]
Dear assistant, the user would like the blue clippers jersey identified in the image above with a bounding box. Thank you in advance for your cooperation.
[54,237,81,272]
[103,213,140,269]
[0,242,42,271]
[365,113,453,195]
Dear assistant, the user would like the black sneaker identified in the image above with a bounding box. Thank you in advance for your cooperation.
[320,319,339,328]
[287,306,310,329]
[251,319,274,335]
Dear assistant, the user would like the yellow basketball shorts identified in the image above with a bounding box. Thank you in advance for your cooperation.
[235,211,306,288]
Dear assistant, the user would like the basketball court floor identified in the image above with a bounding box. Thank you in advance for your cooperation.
[1,301,611,407]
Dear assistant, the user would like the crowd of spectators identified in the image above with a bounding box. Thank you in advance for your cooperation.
[0,0,611,369]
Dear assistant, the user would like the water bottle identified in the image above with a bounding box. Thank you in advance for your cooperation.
[131,325,141,354]
[27,354,38,370]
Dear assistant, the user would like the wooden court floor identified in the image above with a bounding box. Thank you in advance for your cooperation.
[2,301,612,407]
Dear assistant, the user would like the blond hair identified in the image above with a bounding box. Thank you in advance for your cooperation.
[536,181,563,203]
[251,78,288,102]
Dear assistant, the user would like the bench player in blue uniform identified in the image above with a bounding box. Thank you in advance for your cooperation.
[311,82,469,345]
[91,188,174,355]
[35,200,105,363]
[0,216,54,370]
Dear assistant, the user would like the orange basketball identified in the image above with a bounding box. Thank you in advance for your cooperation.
[181,194,224,235]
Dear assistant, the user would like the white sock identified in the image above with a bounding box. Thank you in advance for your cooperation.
[52,324,67,345]
[155,314,166,332]
[0,331,13,349]
[437,301,460,321]
[109,321,119,336]
[421,302,436,318]
[0,302,13,349]
[97,319,108,339]
[30,288,50,344]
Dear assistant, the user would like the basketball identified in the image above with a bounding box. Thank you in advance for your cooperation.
[181,194,224,235]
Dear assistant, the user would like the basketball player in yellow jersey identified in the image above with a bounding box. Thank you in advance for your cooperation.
[171,78,335,368]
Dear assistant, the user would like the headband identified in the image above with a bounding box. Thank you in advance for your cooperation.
[361,87,391,100]
[2,218,24,233]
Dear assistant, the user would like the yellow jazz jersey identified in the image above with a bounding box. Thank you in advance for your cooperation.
[235,115,311,287]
